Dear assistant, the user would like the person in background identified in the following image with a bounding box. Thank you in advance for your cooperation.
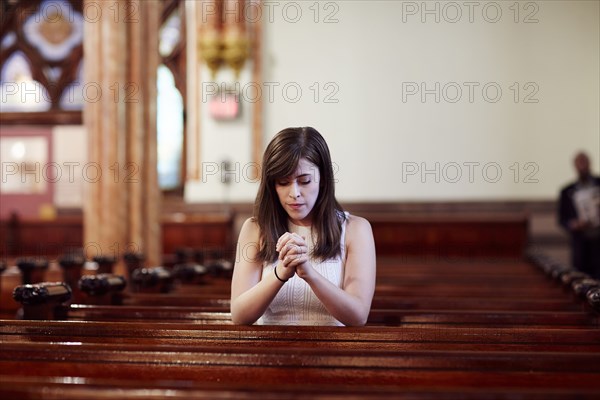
[230,127,376,326]
[558,151,600,278]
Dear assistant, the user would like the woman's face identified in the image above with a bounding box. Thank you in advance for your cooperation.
[275,158,321,226]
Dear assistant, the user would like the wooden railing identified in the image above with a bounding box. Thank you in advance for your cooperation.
[0,211,528,258]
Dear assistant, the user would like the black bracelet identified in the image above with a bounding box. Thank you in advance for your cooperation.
[274,265,288,283]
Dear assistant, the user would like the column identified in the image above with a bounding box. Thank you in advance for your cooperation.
[83,0,161,269]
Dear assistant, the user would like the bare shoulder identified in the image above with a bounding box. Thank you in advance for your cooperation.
[238,217,260,242]
[241,217,259,232]
[345,214,374,240]
[236,218,262,265]
[346,214,372,230]
[344,214,376,270]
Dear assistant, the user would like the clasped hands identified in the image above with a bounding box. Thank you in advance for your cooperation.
[275,232,312,281]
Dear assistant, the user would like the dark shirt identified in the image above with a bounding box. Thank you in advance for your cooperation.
[558,176,600,238]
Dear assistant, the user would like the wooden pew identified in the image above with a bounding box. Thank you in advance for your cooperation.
[2,375,599,400]
[2,253,599,399]
[11,276,599,327]
[2,319,600,352]
[1,321,600,391]
[1,329,600,398]
[123,293,582,312]
[1,340,599,386]
[2,210,596,400]
[0,213,233,259]
[7,253,599,328]
[19,304,592,328]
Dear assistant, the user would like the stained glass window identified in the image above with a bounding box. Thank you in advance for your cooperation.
[59,60,84,110]
[1,51,52,112]
[157,0,186,191]
[157,65,184,189]
[159,8,181,58]
[2,0,186,192]
[0,0,84,114]
[22,0,84,62]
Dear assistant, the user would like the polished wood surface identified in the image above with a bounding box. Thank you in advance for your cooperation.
[0,214,232,258]
[0,213,524,258]
[1,249,598,398]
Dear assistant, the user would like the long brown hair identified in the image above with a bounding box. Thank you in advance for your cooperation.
[254,127,345,263]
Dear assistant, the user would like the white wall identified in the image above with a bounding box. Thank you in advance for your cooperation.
[186,0,600,203]
[53,125,87,208]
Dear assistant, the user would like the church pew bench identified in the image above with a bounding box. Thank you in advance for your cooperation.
[1,339,598,374]
[122,293,582,312]
[0,344,599,390]
[2,322,600,353]
[2,320,598,391]
[3,328,599,353]
[8,298,598,327]
[2,374,599,400]
[57,304,598,328]
[2,320,598,346]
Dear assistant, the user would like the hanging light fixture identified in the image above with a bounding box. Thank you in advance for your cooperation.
[198,0,223,77]
[199,0,249,78]
[222,0,248,77]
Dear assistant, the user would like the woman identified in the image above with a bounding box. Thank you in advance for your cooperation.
[230,127,376,326]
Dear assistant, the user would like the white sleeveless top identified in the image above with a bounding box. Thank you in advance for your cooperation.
[256,212,349,326]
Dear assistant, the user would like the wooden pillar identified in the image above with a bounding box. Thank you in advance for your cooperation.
[83,0,161,268]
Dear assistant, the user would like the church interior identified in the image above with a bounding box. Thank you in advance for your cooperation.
[1,0,599,398]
